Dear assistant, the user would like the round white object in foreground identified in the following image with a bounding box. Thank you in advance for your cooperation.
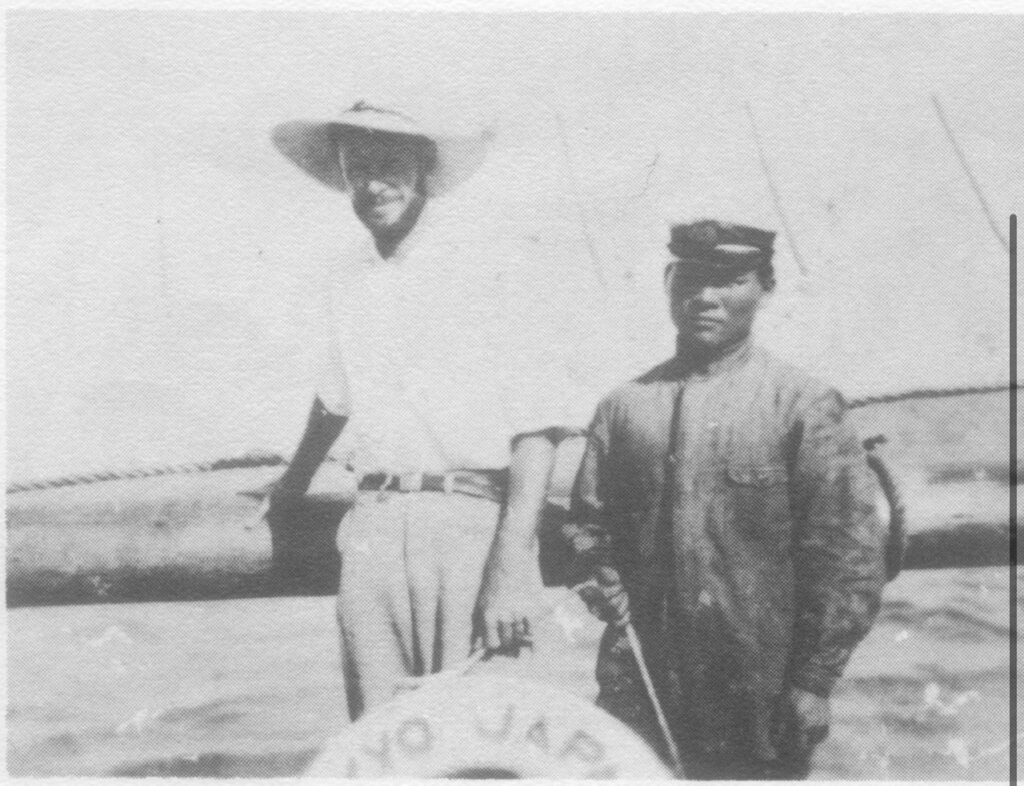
[305,676,672,779]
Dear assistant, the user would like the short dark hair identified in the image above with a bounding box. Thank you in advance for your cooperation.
[754,260,776,292]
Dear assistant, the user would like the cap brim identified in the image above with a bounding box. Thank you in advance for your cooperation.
[667,255,767,275]
[271,119,489,197]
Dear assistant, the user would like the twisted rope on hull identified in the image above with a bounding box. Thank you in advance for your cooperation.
[6,385,1009,494]
[6,453,300,494]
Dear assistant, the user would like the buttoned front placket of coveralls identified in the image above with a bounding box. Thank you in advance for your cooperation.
[647,375,687,681]
[648,368,721,733]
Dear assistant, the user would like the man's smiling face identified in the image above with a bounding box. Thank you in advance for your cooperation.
[340,132,431,235]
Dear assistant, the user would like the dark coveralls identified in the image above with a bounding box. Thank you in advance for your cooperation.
[569,339,887,779]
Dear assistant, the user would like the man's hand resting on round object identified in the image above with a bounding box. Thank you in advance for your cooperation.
[474,543,544,655]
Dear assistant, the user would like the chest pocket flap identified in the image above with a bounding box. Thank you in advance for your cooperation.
[724,459,791,543]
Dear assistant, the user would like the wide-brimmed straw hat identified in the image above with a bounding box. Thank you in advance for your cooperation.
[272,100,491,197]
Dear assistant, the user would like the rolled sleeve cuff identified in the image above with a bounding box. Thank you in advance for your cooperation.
[315,389,351,418]
[506,382,600,445]
[511,425,586,446]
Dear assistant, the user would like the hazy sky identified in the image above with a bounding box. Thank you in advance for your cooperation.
[7,11,1022,481]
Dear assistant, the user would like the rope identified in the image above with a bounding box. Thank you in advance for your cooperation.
[744,102,809,276]
[847,383,1007,409]
[930,94,1009,253]
[395,648,488,691]
[553,112,608,292]
[5,452,320,495]
[7,385,1009,495]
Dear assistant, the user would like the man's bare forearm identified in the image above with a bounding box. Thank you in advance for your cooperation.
[278,396,347,494]
[474,432,559,651]
[494,432,559,550]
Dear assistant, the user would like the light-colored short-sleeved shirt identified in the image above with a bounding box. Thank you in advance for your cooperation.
[314,204,599,475]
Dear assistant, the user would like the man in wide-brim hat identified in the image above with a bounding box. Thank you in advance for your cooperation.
[267,100,586,721]
[273,100,489,255]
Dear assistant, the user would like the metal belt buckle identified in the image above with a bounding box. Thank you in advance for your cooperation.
[398,472,423,493]
[376,472,397,502]
[442,473,456,495]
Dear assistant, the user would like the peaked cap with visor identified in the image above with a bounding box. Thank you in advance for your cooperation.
[667,219,776,273]
[272,100,491,197]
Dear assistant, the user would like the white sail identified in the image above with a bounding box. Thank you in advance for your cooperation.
[6,13,1020,483]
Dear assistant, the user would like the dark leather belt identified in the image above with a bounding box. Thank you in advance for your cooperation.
[357,470,507,504]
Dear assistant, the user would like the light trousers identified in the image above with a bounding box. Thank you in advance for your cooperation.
[335,491,499,720]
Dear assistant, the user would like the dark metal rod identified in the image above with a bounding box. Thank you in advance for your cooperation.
[625,622,685,777]
[1009,213,1017,783]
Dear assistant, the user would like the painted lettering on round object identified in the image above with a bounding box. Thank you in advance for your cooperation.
[396,717,432,755]
[474,705,609,765]
[346,716,433,775]
[345,706,613,776]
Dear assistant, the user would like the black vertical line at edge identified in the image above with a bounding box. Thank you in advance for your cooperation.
[1010,213,1017,786]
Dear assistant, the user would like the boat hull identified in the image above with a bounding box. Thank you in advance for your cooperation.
[6,466,1013,608]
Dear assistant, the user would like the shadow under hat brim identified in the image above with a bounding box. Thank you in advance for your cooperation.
[667,253,769,270]
[665,254,774,289]
[271,119,489,197]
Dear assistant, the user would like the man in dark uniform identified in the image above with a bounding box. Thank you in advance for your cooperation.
[568,219,887,779]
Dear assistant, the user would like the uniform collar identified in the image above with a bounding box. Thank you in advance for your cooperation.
[668,335,754,379]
